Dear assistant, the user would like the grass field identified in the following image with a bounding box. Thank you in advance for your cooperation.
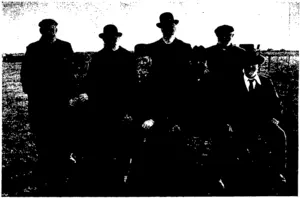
[2,53,299,196]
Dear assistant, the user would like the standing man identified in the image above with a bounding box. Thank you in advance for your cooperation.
[136,12,194,195]
[202,25,247,124]
[82,24,137,196]
[195,25,247,193]
[21,19,74,195]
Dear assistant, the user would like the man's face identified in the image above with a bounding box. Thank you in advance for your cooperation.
[217,32,234,46]
[41,25,57,38]
[244,64,259,78]
[102,35,119,49]
[161,23,176,38]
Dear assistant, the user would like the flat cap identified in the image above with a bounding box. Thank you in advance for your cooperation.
[215,25,234,37]
[39,19,58,28]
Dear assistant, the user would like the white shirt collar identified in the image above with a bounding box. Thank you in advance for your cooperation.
[162,36,176,44]
[112,44,119,51]
[244,74,261,91]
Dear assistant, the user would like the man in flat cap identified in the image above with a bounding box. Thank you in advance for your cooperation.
[81,24,137,195]
[21,18,74,195]
[223,45,287,195]
[133,12,194,195]
[191,24,248,192]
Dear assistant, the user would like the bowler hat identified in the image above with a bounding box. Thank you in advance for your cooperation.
[99,24,122,38]
[156,12,179,28]
[39,19,58,28]
[215,25,234,37]
[240,44,265,65]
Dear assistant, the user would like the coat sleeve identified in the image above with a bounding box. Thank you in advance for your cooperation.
[20,45,33,95]
[267,78,282,121]
[64,42,76,99]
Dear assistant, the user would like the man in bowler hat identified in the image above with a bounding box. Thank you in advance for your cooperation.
[134,12,194,195]
[21,19,74,195]
[81,24,137,195]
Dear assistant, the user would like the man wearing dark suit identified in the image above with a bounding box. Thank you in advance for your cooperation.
[226,46,287,195]
[21,19,74,195]
[134,12,194,195]
[190,25,249,194]
[81,24,137,195]
[202,24,247,129]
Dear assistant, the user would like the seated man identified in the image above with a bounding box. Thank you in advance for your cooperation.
[227,45,287,195]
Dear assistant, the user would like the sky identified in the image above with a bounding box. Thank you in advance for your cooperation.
[1,0,300,53]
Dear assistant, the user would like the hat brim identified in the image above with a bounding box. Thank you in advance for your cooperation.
[246,55,265,66]
[99,32,122,38]
[156,20,179,28]
[255,55,265,65]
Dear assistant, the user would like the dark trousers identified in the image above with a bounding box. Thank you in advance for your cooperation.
[28,98,71,196]
[218,122,287,195]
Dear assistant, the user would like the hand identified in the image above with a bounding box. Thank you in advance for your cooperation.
[123,114,133,123]
[227,124,234,133]
[170,124,181,133]
[79,93,88,102]
[272,118,279,125]
[70,153,77,164]
[204,68,210,74]
[69,97,78,107]
[142,119,154,130]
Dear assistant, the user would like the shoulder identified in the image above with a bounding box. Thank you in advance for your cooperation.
[148,39,162,47]
[258,74,275,86]
[231,45,246,53]
[118,46,132,54]
[149,38,162,45]
[26,40,40,50]
[91,50,102,59]
[206,44,218,52]
[174,38,192,49]
[56,39,72,47]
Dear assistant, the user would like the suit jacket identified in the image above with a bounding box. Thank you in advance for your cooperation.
[229,74,281,132]
[21,38,74,105]
[199,44,247,130]
[85,46,137,120]
[138,38,193,126]
[205,43,247,83]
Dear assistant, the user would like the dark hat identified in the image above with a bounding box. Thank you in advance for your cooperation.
[240,44,265,65]
[214,25,234,37]
[39,19,58,28]
[156,12,179,28]
[134,44,149,57]
[99,24,122,38]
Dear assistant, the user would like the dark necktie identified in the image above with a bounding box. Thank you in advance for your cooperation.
[248,79,255,92]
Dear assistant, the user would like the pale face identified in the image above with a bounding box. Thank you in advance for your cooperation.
[40,25,57,39]
[102,35,119,49]
[217,32,234,46]
[161,23,176,38]
[244,64,259,78]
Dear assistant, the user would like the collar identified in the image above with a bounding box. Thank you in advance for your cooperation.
[112,44,119,51]
[162,36,176,44]
[104,45,120,51]
[217,43,233,50]
[40,36,57,44]
[244,74,261,85]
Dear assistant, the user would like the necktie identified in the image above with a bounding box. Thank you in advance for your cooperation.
[248,79,255,92]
